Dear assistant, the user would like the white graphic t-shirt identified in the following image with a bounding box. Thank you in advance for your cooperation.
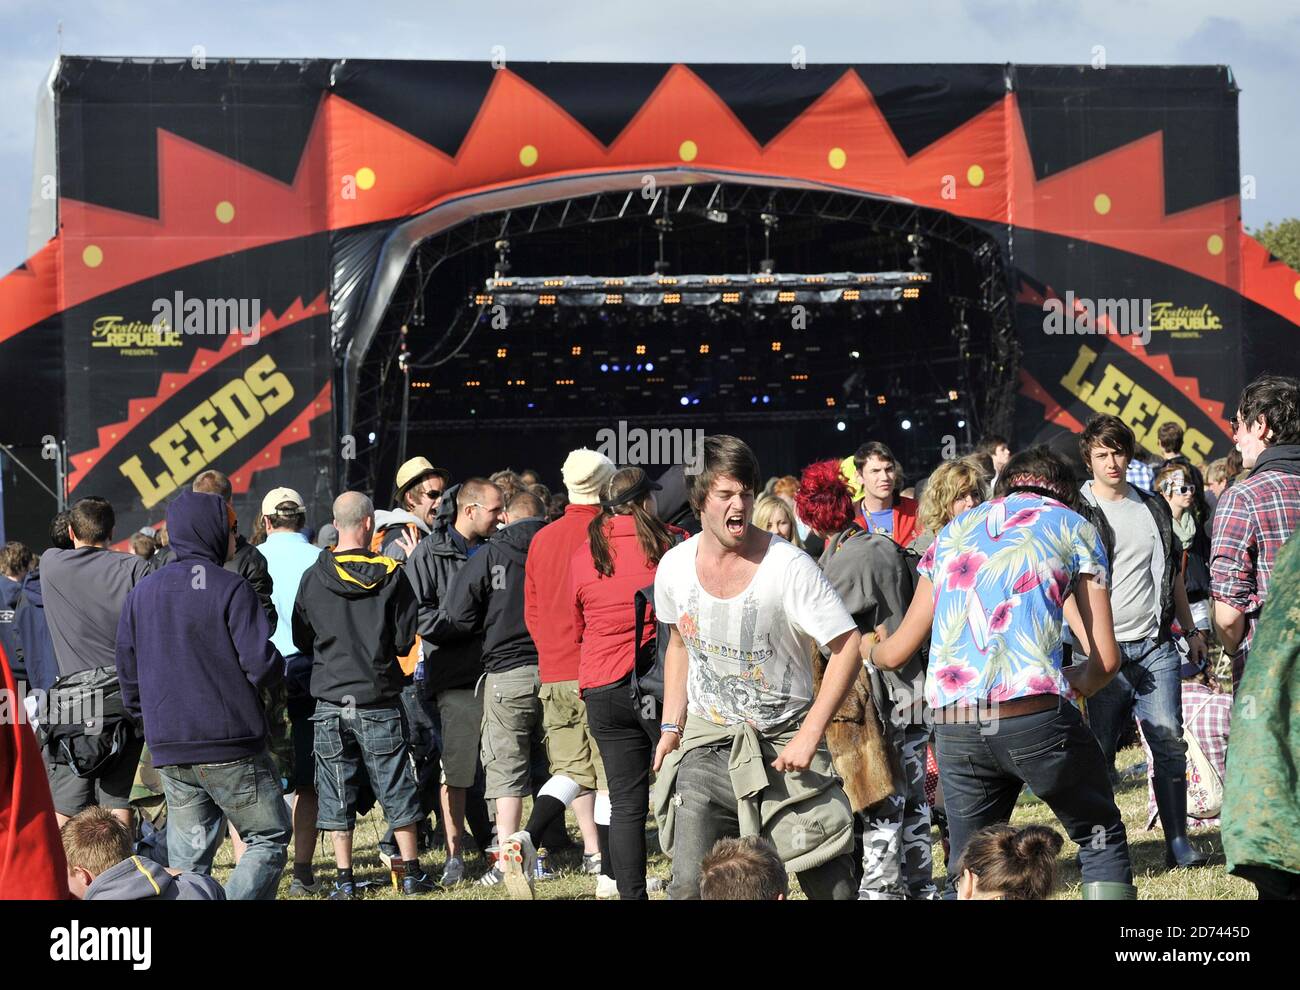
[654,533,856,730]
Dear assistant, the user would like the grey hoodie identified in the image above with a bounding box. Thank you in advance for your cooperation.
[85,855,226,900]
[40,547,151,678]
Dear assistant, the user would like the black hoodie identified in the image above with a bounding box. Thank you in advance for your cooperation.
[403,483,486,694]
[443,516,546,674]
[1250,443,1300,479]
[292,547,419,707]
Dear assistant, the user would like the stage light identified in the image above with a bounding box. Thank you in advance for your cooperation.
[722,292,741,304]
[949,390,959,400]
[680,396,690,406]
[903,288,920,299]
[826,397,836,407]
[762,396,771,405]
[600,363,609,372]
[612,364,621,372]
[664,293,681,304]
[699,344,710,354]
[771,341,782,352]
[957,419,966,428]
[540,294,557,306]
[527,402,535,410]
[496,348,507,358]
[850,351,860,359]
[876,395,887,405]
[636,363,643,371]
[751,396,758,404]
[836,421,846,432]
[692,398,700,405]
[645,362,655,371]
[572,345,582,356]
[636,344,646,355]
[900,418,912,430]
[368,431,377,443]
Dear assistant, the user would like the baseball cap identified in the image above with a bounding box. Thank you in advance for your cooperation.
[261,487,306,516]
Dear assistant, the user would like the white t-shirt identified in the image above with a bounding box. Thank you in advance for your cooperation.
[654,533,856,730]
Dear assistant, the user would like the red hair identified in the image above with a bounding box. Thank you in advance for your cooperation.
[795,460,855,535]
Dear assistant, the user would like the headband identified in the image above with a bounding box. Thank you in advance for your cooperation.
[599,475,662,509]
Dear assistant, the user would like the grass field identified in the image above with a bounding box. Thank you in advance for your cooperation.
[211,744,1252,900]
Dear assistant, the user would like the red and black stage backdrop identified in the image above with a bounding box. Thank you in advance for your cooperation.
[1,58,1297,545]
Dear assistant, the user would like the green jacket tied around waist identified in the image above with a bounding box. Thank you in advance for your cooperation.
[652,713,854,875]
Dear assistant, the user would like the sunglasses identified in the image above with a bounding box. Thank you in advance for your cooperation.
[1164,484,1194,495]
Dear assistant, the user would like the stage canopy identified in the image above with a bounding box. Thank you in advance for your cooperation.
[1,57,1297,544]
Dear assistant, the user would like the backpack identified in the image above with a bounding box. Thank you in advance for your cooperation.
[633,585,667,704]
[371,521,422,676]
[631,531,688,705]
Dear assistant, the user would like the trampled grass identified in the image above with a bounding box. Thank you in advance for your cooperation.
[211,745,1253,901]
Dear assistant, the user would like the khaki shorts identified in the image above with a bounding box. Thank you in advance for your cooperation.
[435,685,483,789]
[539,679,606,792]
[481,665,544,800]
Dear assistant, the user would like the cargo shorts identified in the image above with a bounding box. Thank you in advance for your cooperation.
[480,665,544,800]
[539,679,606,792]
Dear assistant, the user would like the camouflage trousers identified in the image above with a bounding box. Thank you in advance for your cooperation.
[857,722,937,900]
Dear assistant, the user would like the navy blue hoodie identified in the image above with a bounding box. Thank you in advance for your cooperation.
[13,569,57,693]
[116,490,283,766]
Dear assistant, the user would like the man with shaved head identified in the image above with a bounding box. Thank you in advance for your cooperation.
[291,491,433,897]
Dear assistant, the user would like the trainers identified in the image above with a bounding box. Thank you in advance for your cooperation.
[582,852,602,875]
[287,876,324,897]
[500,830,537,900]
[328,880,361,900]
[596,874,619,899]
[440,856,465,886]
[400,870,440,895]
[478,865,505,888]
[534,847,557,882]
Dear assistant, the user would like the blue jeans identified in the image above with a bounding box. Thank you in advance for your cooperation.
[1086,637,1186,782]
[158,750,291,900]
[312,700,423,832]
[934,698,1132,891]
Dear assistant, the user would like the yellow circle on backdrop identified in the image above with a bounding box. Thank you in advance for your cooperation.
[967,164,985,187]
[1094,193,1112,215]
[356,167,376,190]
[519,145,538,167]
[82,245,103,268]
[828,147,847,170]
[679,140,698,162]
[215,201,235,223]
[1206,234,1224,256]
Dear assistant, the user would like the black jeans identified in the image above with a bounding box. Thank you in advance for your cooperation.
[584,674,660,899]
[934,697,1133,893]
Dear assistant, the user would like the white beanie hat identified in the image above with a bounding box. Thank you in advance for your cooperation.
[562,448,616,505]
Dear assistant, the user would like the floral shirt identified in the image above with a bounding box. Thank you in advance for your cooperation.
[917,493,1108,710]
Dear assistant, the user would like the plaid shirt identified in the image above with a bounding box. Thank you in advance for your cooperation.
[1140,680,1230,829]
[1126,459,1155,493]
[1209,468,1300,663]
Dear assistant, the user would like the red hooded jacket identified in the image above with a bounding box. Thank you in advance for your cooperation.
[0,642,70,899]
[855,494,920,549]
[570,516,687,692]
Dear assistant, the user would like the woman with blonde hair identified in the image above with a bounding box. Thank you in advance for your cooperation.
[753,494,804,549]
[914,458,989,553]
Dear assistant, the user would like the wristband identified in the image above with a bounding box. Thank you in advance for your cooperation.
[660,723,682,735]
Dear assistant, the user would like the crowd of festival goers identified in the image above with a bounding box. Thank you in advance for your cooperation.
[1,372,1298,902]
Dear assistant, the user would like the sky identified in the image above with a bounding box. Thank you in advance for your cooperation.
[0,0,1297,270]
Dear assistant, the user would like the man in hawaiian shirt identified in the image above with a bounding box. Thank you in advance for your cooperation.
[869,446,1136,899]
